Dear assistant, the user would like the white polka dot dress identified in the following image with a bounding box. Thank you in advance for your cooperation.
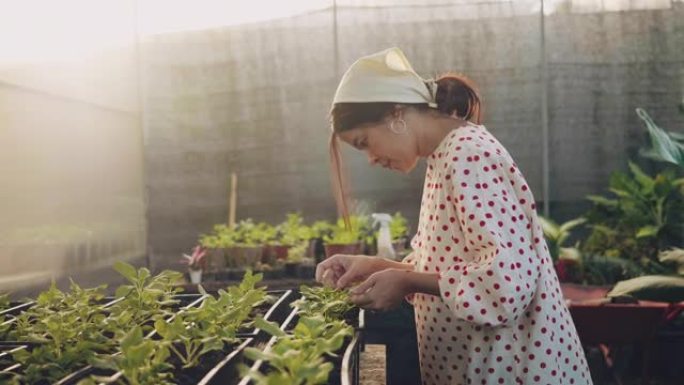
[402,122,593,385]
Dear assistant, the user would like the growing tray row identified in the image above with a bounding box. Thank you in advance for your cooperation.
[0,265,363,385]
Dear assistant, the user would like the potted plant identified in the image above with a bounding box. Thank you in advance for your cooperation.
[538,215,586,283]
[389,212,410,256]
[199,224,236,276]
[323,216,369,259]
[284,241,308,277]
[266,213,313,263]
[181,245,207,284]
[310,220,333,263]
[221,220,270,279]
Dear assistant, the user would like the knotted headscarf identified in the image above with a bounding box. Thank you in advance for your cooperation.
[332,47,438,108]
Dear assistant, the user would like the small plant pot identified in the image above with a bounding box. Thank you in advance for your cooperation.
[271,245,291,261]
[296,263,316,279]
[285,262,300,277]
[206,248,226,272]
[262,244,290,265]
[258,267,284,280]
[226,246,263,269]
[311,237,326,264]
[554,259,583,283]
[324,243,364,259]
[188,269,202,284]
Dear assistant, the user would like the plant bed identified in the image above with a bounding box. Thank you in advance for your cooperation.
[58,271,274,385]
[238,305,359,385]
[54,298,205,385]
[0,301,35,318]
[236,290,294,340]
[170,338,256,385]
[237,285,361,385]
[0,343,27,372]
[67,337,258,385]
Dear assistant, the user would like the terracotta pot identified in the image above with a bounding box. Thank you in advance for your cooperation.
[270,245,291,261]
[206,248,226,272]
[554,259,582,283]
[324,243,363,259]
[226,246,263,268]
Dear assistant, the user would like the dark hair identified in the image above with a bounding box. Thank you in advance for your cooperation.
[328,73,482,224]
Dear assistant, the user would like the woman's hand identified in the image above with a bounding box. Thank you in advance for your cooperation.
[315,254,388,290]
[349,268,414,312]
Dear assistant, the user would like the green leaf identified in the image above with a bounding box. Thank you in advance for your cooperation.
[658,248,684,275]
[586,195,618,207]
[121,326,143,350]
[537,216,559,240]
[636,108,684,168]
[559,247,582,262]
[254,317,286,338]
[628,161,654,190]
[558,217,587,234]
[636,225,659,239]
[113,261,138,283]
[115,285,133,298]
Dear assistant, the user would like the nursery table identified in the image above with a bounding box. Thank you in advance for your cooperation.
[177,277,317,293]
[563,286,684,384]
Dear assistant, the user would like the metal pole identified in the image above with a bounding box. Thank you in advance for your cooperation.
[540,0,550,218]
[333,0,340,78]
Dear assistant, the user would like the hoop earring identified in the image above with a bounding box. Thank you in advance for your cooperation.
[390,118,408,135]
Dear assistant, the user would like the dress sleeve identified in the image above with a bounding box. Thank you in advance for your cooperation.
[438,145,541,327]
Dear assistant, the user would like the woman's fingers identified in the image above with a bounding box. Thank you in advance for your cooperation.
[350,274,376,295]
[350,278,377,308]
[335,266,360,289]
[350,292,374,308]
[320,268,335,287]
[315,254,352,283]
[315,259,333,282]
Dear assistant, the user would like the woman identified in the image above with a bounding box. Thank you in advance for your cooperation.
[316,47,592,385]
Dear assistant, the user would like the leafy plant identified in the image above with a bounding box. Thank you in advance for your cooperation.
[107,262,184,335]
[658,248,684,275]
[389,212,409,241]
[581,255,645,286]
[636,108,684,169]
[323,216,371,245]
[241,315,352,385]
[581,162,684,274]
[286,241,309,264]
[0,293,9,310]
[82,325,175,385]
[155,271,269,369]
[310,220,333,239]
[292,286,355,321]
[537,216,586,262]
[7,281,112,383]
[181,245,207,271]
[154,315,223,369]
[275,213,313,246]
[199,220,276,249]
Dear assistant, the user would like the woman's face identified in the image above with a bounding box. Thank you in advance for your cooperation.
[337,115,420,174]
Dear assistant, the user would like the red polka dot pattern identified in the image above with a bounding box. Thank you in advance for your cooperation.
[401,123,592,385]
